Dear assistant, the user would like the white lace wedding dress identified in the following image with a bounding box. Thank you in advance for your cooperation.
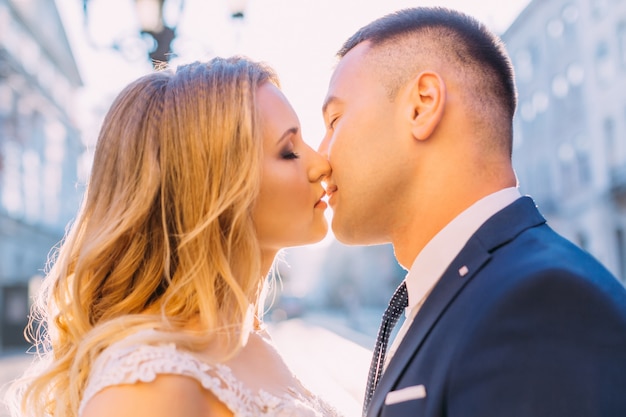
[79,328,343,417]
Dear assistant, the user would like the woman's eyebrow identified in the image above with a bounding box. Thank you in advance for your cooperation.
[276,127,299,144]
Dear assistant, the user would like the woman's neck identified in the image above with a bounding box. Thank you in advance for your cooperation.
[260,249,278,278]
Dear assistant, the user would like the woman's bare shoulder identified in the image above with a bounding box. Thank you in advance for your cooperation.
[80,373,233,417]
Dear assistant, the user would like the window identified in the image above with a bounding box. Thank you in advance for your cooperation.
[562,3,580,24]
[595,41,615,85]
[574,133,592,186]
[566,62,585,85]
[552,74,569,98]
[2,141,23,214]
[547,18,564,38]
[618,22,626,69]
[604,117,617,168]
[558,142,577,195]
[591,0,609,19]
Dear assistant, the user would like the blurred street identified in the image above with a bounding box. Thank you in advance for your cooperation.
[0,314,375,417]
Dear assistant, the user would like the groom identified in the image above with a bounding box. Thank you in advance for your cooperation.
[319,7,626,417]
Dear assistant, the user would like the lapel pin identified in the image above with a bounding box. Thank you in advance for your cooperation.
[458,265,469,277]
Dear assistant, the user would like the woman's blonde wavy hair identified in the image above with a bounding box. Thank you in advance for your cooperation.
[6,56,279,417]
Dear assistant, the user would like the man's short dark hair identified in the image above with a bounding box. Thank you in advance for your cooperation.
[338,7,517,122]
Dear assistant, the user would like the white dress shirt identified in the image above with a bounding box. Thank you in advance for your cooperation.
[384,187,522,368]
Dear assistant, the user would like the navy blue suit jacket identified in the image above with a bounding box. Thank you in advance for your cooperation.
[367,196,626,417]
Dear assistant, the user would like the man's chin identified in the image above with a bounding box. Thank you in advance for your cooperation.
[332,223,391,248]
[331,221,368,246]
[298,223,330,246]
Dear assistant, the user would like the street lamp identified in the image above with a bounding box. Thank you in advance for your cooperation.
[135,0,176,66]
[82,0,177,67]
[228,0,248,19]
[82,0,250,67]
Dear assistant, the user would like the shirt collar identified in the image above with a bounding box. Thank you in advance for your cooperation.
[404,187,522,310]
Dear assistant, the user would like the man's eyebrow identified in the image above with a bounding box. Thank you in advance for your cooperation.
[322,95,341,115]
[277,127,299,144]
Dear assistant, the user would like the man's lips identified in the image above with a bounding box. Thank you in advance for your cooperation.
[325,184,338,206]
[325,184,338,196]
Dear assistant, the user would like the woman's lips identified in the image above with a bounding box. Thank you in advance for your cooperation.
[315,189,328,209]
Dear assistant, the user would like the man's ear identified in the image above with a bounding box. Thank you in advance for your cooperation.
[406,71,446,141]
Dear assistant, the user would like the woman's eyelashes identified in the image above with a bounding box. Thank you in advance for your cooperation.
[281,149,300,160]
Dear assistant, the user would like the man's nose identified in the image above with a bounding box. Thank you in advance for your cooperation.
[317,136,331,158]
[308,148,331,182]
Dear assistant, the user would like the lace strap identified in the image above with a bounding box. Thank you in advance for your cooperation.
[79,342,253,415]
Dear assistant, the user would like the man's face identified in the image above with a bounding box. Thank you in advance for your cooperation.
[319,42,415,245]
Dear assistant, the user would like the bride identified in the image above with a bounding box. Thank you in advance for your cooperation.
[5,57,342,417]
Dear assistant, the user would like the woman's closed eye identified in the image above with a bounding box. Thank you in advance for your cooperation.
[281,151,300,160]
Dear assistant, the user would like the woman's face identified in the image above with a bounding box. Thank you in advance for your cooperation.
[252,83,331,254]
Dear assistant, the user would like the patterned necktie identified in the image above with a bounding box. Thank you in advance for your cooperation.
[363,281,409,415]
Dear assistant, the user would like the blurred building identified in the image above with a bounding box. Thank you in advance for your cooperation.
[502,0,626,282]
[0,0,84,350]
[276,241,405,337]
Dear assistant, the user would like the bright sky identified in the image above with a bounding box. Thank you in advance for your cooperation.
[58,0,530,149]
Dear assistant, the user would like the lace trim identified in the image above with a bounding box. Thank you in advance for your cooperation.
[79,339,341,417]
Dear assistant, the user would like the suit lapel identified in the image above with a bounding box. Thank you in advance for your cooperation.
[367,237,491,415]
[366,197,546,416]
